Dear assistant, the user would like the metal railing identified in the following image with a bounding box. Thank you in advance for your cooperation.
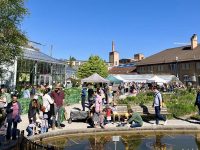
[2,130,59,150]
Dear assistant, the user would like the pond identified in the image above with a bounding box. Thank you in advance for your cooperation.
[38,132,200,150]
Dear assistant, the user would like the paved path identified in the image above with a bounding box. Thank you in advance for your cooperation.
[0,104,200,147]
[17,103,200,135]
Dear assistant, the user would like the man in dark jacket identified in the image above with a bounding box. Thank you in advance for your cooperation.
[81,85,87,111]
[195,88,200,114]
[6,94,22,140]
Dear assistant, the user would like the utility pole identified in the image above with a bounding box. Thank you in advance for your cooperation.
[50,45,53,57]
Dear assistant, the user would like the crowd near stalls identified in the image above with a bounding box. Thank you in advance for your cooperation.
[106,74,185,95]
[0,73,187,142]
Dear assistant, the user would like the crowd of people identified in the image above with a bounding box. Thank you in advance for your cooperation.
[0,80,192,142]
[0,83,65,141]
[80,83,168,128]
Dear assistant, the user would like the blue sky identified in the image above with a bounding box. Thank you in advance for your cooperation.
[21,0,200,61]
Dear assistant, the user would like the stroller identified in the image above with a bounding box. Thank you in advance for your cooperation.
[68,108,89,124]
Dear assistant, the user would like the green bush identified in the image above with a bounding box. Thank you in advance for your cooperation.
[64,87,81,104]
[118,88,197,117]
[118,92,154,105]
[18,98,31,114]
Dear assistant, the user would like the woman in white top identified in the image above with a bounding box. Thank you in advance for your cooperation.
[42,91,53,113]
[42,88,54,129]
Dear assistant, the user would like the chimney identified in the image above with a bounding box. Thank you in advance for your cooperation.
[191,34,198,49]
[112,41,115,52]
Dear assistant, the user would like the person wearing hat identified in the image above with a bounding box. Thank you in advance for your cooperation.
[51,84,65,129]
[28,95,40,124]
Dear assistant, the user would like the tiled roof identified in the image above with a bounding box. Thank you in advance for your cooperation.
[137,44,200,66]
[108,66,137,74]
[22,47,64,64]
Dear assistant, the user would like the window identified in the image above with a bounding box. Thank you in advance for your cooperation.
[147,66,153,73]
[183,75,189,81]
[181,63,190,70]
[142,67,145,73]
[196,62,200,69]
[170,64,176,72]
[157,65,164,72]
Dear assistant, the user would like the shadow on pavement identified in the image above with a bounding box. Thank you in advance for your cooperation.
[173,115,200,124]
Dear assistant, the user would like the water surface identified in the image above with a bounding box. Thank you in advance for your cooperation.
[40,132,200,150]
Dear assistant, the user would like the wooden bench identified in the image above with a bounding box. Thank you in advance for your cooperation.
[111,104,169,122]
[112,105,128,122]
[131,104,169,116]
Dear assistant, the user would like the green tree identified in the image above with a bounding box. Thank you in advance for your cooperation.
[0,0,28,74]
[77,55,108,79]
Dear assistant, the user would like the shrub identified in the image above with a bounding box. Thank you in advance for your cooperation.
[118,88,197,117]
[64,87,81,104]
[18,98,31,114]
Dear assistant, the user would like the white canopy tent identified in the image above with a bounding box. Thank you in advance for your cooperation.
[146,75,167,84]
[112,74,177,83]
[114,74,151,83]
[81,73,109,83]
[114,75,128,82]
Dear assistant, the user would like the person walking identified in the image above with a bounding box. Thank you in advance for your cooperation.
[152,86,167,125]
[51,84,65,129]
[6,94,22,140]
[81,85,87,111]
[195,88,200,114]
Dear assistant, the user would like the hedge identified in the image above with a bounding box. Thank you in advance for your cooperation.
[118,89,197,117]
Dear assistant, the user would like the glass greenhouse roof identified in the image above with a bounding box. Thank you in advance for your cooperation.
[22,47,64,64]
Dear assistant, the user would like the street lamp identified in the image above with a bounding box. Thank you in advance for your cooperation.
[175,56,179,79]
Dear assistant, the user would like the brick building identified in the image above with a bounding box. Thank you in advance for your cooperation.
[137,34,200,86]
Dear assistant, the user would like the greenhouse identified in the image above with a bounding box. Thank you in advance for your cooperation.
[16,47,66,86]
[0,46,66,88]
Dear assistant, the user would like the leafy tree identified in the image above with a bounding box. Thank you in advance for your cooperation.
[0,0,28,74]
[77,55,108,79]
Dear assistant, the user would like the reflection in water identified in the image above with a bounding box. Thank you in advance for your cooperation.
[152,135,167,150]
[145,135,171,150]
[40,133,200,150]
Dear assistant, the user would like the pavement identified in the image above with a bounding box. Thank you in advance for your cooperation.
[1,103,200,146]
[17,103,200,134]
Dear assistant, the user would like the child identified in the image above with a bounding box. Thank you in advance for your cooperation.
[40,114,48,133]
[104,105,112,124]
[26,118,36,136]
